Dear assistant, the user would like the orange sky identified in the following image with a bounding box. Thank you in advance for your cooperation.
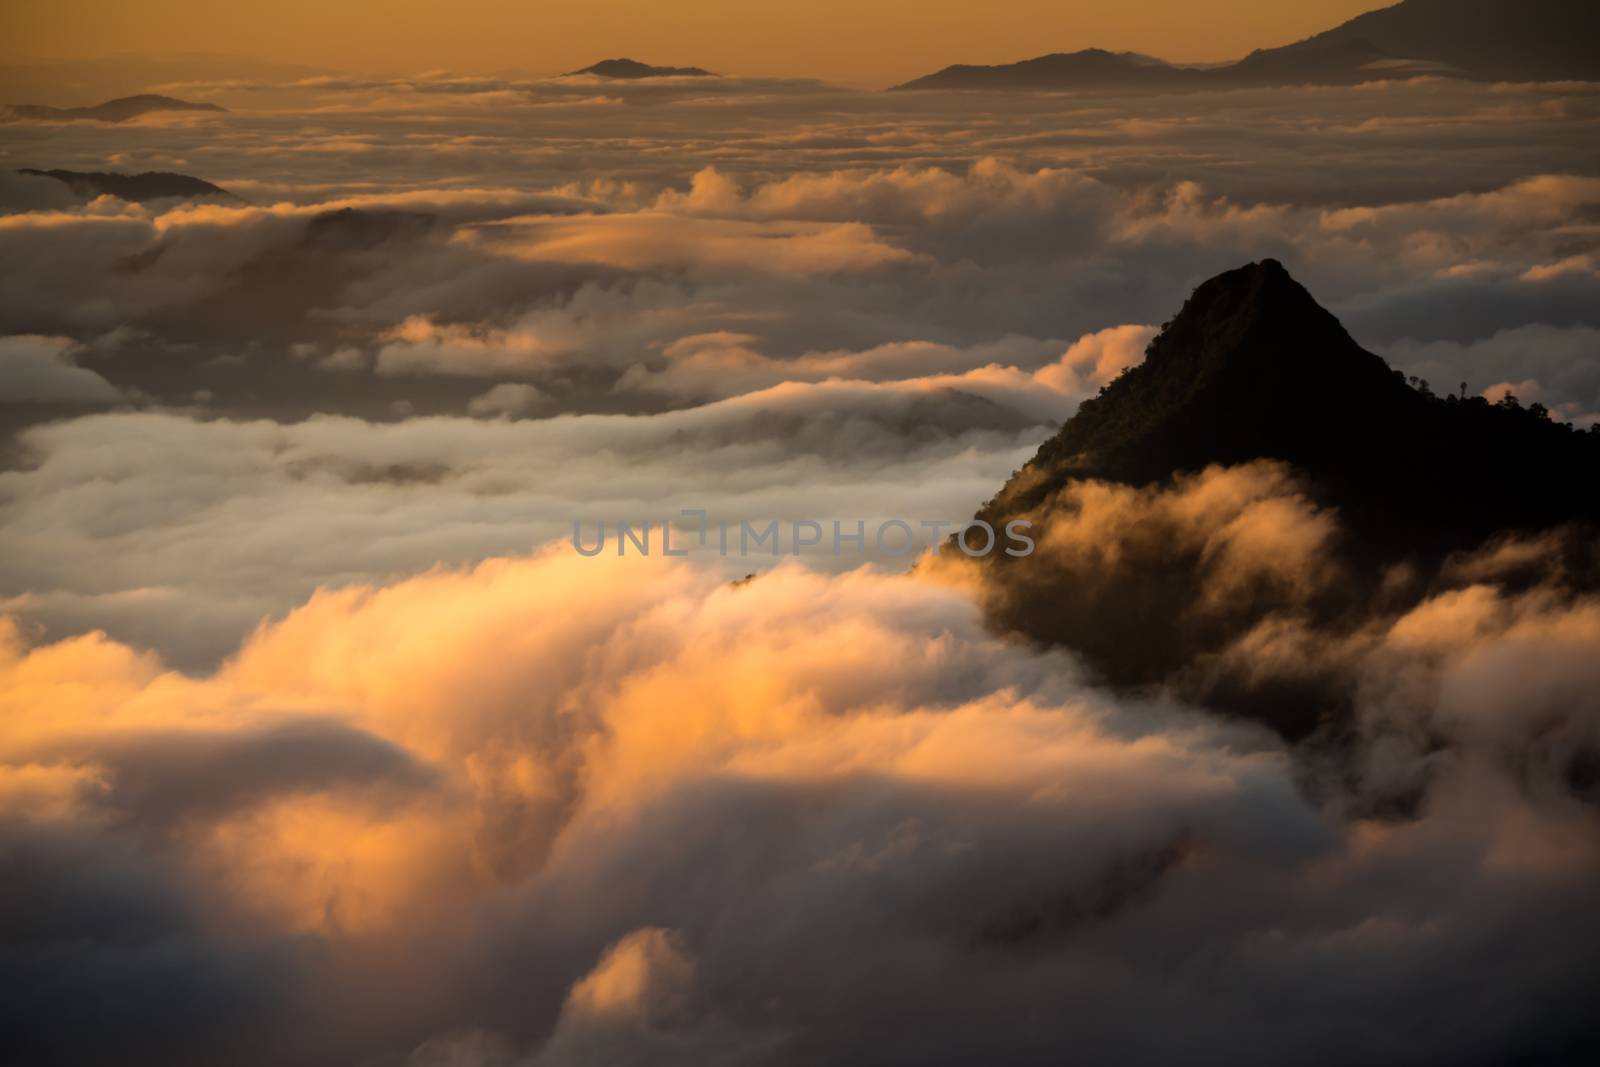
[4,0,1388,85]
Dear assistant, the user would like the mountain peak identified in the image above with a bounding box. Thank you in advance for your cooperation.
[1206,255,1290,286]
[1137,258,1374,382]
[971,260,1600,727]
[979,259,1600,557]
[1014,259,1405,493]
[18,168,241,205]
[1195,256,1298,303]
[1151,259,1330,351]
[566,58,716,79]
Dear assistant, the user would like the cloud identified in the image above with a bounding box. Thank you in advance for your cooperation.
[0,170,79,215]
[6,92,1599,424]
[1386,324,1600,426]
[463,212,920,275]
[0,334,121,404]
[974,462,1345,717]
[5,71,1600,1066]
[523,927,775,1067]
[467,382,549,417]
[2,544,1597,1065]
[0,367,1056,666]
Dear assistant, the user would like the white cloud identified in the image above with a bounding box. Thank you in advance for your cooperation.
[0,334,121,403]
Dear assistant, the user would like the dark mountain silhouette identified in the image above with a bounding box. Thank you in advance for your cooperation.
[983,259,1600,551]
[17,168,242,205]
[971,260,1600,738]
[894,0,1599,90]
[565,58,716,79]
[1276,0,1600,83]
[1220,35,1437,86]
[896,49,1206,92]
[3,94,227,123]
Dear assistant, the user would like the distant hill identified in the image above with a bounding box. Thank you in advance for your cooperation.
[895,0,1600,90]
[17,169,242,205]
[2,94,227,123]
[896,49,1207,91]
[564,58,716,79]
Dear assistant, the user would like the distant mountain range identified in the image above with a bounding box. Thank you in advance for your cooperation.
[565,58,716,79]
[2,94,226,123]
[896,0,1600,91]
[17,168,242,205]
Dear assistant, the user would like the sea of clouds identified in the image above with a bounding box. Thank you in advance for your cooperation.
[1,71,1598,1065]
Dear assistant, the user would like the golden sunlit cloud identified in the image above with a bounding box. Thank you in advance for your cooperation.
[4,1,1600,1061]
